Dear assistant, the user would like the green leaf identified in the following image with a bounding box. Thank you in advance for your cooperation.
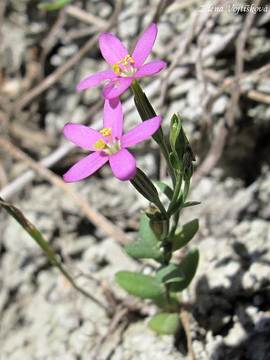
[156,263,179,282]
[169,113,196,178]
[125,214,163,261]
[169,114,185,163]
[175,249,199,291]
[169,151,180,171]
[156,249,199,292]
[169,114,181,152]
[130,168,167,219]
[164,276,185,285]
[183,147,194,181]
[172,219,199,251]
[38,0,71,11]
[131,80,164,145]
[148,312,181,335]
[182,201,201,208]
[115,271,166,301]
[131,168,159,201]
[155,181,173,200]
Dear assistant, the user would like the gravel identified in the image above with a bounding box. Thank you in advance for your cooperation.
[1,0,270,359]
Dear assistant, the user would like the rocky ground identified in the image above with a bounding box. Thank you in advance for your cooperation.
[1,0,270,359]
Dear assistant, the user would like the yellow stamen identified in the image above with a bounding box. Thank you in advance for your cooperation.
[123,54,135,65]
[99,128,112,137]
[112,63,120,75]
[112,54,135,75]
[94,139,106,150]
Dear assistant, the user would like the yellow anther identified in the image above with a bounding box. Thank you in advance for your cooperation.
[123,55,135,65]
[112,54,135,75]
[112,63,121,75]
[99,128,112,137]
[94,139,106,150]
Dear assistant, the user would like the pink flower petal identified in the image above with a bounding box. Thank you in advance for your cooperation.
[103,78,133,99]
[99,33,128,65]
[103,98,123,139]
[76,70,116,92]
[63,123,104,150]
[109,149,136,181]
[63,152,108,182]
[132,23,157,67]
[121,116,161,148]
[135,60,166,78]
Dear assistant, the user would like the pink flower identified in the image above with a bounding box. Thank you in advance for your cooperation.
[76,23,166,99]
[63,99,161,182]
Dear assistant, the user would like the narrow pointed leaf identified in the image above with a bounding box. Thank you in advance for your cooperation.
[130,168,167,218]
[182,201,201,208]
[131,80,164,145]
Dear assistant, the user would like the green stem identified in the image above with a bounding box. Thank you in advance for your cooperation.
[170,210,181,238]
[169,178,191,237]
[0,197,109,314]
[183,178,191,203]
[167,172,182,215]
[131,80,176,186]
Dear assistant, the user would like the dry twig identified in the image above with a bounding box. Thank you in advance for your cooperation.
[0,162,8,187]
[159,0,225,106]
[65,5,107,28]
[0,137,130,245]
[247,90,270,105]
[40,9,67,80]
[193,0,262,186]
[180,307,196,360]
[92,306,129,359]
[14,0,123,111]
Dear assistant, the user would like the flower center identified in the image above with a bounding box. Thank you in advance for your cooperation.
[94,128,121,155]
[112,55,136,77]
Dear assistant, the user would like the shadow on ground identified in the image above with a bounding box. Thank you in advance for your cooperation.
[191,242,270,359]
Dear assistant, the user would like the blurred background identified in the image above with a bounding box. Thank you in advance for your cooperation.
[1,0,270,359]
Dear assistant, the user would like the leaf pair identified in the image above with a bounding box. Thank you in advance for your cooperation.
[116,250,199,302]
[156,249,199,292]
[125,212,198,262]
[115,249,199,334]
